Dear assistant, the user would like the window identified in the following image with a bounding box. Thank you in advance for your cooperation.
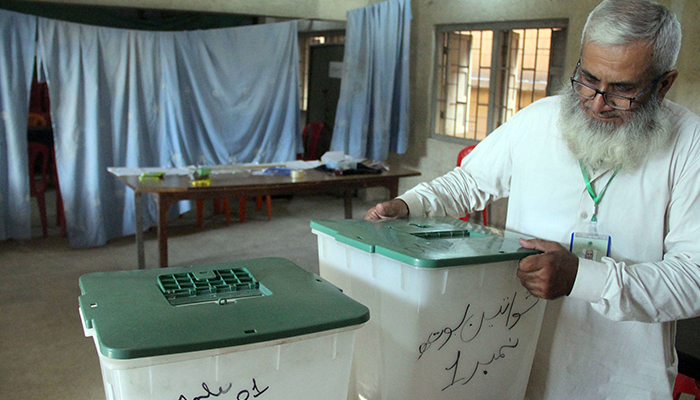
[298,34,345,111]
[433,21,567,141]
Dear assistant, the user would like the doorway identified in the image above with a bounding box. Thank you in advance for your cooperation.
[305,43,344,157]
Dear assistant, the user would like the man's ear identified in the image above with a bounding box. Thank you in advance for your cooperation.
[658,69,679,100]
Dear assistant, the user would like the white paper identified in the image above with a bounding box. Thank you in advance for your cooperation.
[107,167,190,177]
[329,61,343,79]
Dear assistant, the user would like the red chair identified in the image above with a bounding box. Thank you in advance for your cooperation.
[196,122,322,226]
[28,112,48,128]
[457,144,488,226]
[28,142,50,237]
[197,198,231,226]
[51,147,67,237]
[196,195,271,227]
[195,121,325,225]
[674,373,700,400]
[239,196,272,221]
[300,121,325,161]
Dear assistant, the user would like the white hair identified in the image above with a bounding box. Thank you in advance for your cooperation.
[582,0,682,75]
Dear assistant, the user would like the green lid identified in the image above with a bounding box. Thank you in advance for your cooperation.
[310,217,538,268]
[79,258,370,360]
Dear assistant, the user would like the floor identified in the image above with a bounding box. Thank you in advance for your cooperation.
[0,189,378,400]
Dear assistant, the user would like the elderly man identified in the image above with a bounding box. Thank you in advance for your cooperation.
[365,0,700,398]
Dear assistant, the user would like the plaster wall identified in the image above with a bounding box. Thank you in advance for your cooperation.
[23,0,376,21]
[21,0,700,227]
[390,0,700,228]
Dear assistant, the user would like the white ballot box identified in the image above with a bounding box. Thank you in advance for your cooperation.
[311,217,546,400]
[79,258,369,400]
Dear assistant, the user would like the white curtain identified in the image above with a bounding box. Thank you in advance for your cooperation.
[0,9,36,240]
[35,19,301,248]
[331,0,411,161]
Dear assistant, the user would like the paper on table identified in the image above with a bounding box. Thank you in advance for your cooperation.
[107,167,191,177]
[284,160,322,170]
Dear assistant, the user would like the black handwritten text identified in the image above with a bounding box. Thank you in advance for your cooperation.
[178,378,269,400]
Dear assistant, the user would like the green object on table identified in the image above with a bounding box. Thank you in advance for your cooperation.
[190,168,211,180]
[138,171,164,181]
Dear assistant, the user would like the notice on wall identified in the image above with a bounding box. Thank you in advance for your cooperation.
[328,62,344,79]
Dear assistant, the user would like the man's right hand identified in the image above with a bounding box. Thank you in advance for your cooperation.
[363,199,409,220]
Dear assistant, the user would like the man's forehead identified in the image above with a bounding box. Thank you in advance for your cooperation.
[580,41,654,83]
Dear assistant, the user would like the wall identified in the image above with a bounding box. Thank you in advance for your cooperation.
[23,0,375,20]
[23,0,700,227]
[389,0,700,228]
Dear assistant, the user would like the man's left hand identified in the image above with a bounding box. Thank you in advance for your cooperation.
[517,238,580,300]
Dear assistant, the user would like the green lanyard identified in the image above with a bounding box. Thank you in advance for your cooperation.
[580,162,620,224]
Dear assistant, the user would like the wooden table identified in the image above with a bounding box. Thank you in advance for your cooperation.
[111,165,420,269]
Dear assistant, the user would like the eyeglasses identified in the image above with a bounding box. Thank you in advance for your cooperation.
[570,61,667,111]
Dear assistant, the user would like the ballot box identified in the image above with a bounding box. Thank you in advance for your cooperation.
[79,257,369,400]
[311,217,545,400]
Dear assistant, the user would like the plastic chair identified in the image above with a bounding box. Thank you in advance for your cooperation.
[28,112,48,128]
[52,149,67,237]
[196,195,271,227]
[239,196,272,222]
[300,121,325,161]
[457,144,488,226]
[674,373,700,400]
[194,123,322,227]
[197,198,231,226]
[50,147,67,237]
[28,142,50,237]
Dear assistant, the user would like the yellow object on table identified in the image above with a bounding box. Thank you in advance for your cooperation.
[191,179,211,187]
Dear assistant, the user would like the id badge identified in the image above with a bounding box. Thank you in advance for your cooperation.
[570,232,611,262]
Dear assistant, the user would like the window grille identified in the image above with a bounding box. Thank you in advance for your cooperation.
[433,22,567,140]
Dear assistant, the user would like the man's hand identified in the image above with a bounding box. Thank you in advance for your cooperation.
[364,199,409,220]
[517,238,579,300]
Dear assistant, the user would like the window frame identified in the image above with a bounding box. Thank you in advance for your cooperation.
[430,19,568,143]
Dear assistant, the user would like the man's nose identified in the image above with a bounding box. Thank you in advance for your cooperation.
[588,92,614,113]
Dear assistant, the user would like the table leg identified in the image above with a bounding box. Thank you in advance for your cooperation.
[344,189,353,219]
[388,179,400,199]
[134,192,145,269]
[157,194,170,268]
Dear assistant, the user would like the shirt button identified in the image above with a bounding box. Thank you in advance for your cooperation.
[581,212,588,219]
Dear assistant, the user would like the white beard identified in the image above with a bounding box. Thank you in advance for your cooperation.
[558,89,672,171]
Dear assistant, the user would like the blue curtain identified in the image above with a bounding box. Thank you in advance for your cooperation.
[0,9,36,241]
[331,0,411,161]
[35,19,300,248]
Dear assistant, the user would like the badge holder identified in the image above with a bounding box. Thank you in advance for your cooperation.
[573,163,618,262]
[570,231,611,262]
